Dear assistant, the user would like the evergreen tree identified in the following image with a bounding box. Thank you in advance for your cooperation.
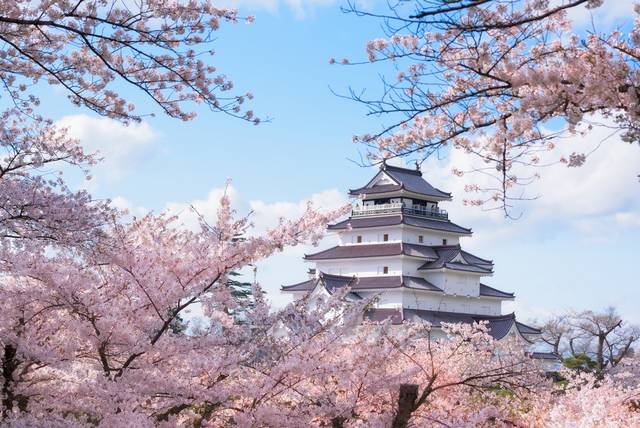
[226,235,263,324]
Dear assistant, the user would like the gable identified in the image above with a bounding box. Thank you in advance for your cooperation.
[498,322,534,344]
[451,253,466,264]
[368,171,398,188]
[309,282,331,300]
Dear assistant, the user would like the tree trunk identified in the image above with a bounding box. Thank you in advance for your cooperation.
[2,344,17,419]
[331,416,346,428]
[391,384,419,428]
[596,334,605,373]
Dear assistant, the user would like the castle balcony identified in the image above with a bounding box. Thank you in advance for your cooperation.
[352,203,448,220]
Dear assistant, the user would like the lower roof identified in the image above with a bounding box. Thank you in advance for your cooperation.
[365,308,541,341]
[303,243,493,277]
[282,272,514,299]
[417,245,493,274]
[479,283,514,299]
[528,352,561,361]
[282,272,442,292]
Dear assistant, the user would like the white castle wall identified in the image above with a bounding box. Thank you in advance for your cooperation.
[402,291,501,315]
[314,257,484,295]
[338,225,460,246]
[340,228,402,245]
[314,256,428,277]
[314,258,404,277]
[347,289,502,316]
[427,271,481,297]
[401,228,460,246]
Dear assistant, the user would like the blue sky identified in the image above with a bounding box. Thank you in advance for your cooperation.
[37,1,640,324]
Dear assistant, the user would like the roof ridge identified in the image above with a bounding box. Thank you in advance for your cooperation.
[480,283,513,293]
[305,242,404,261]
[304,245,339,258]
[460,249,493,264]
[320,271,356,280]
[469,313,516,323]
[479,284,515,299]
[383,163,422,176]
[515,320,542,334]
[281,277,318,290]
[440,262,493,273]
[432,244,462,250]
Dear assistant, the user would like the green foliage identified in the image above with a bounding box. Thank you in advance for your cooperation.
[228,270,254,306]
[169,313,187,334]
[562,353,597,372]
[225,234,264,324]
[226,269,260,324]
[485,385,517,399]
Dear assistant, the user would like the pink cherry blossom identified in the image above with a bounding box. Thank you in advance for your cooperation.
[0,0,259,123]
[343,0,640,212]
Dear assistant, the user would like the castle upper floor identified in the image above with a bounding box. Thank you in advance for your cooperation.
[348,162,452,203]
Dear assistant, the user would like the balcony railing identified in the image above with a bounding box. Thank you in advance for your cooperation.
[352,203,448,220]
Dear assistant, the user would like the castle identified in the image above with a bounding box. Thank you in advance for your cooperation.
[282,163,542,343]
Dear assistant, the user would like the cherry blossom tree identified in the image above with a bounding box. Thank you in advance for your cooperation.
[1,0,258,123]
[230,321,545,427]
[340,0,640,213]
[525,369,640,427]
[0,0,262,275]
[540,308,639,374]
[1,1,639,425]
[0,2,332,425]
[0,189,350,425]
[209,318,640,428]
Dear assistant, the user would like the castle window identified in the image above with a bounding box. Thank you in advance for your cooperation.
[357,235,362,243]
[442,238,447,245]
[383,233,389,242]
[383,266,389,274]
[418,235,423,244]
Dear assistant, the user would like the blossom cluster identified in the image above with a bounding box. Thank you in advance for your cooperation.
[345,0,640,211]
[0,1,259,123]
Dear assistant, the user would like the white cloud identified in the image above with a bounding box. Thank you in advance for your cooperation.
[249,188,346,233]
[56,114,160,182]
[218,0,373,18]
[231,0,635,25]
[615,211,640,228]
[224,0,634,27]
[248,188,348,307]
[111,196,149,219]
[562,0,636,29]
[164,185,239,231]
[421,117,640,249]
[163,185,346,233]
[160,186,348,308]
[218,0,279,14]
[283,0,338,18]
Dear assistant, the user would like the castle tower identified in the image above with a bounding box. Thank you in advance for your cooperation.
[282,163,540,342]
